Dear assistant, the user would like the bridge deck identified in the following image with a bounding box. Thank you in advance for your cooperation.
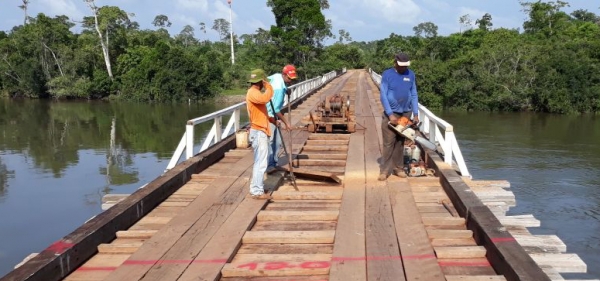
[59,72,505,281]
[61,70,502,281]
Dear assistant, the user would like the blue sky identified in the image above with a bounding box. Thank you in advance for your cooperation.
[0,0,598,43]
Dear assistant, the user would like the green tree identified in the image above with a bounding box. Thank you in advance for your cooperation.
[476,13,493,31]
[267,0,333,68]
[82,2,132,81]
[212,18,230,42]
[521,0,571,37]
[413,22,438,38]
[152,14,172,28]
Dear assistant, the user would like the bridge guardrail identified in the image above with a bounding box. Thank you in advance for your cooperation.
[166,69,344,171]
[369,68,470,178]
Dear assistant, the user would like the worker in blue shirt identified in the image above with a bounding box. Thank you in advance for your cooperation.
[266,64,296,173]
[378,53,420,181]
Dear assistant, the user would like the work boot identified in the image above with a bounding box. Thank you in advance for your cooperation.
[377,174,388,181]
[266,166,277,174]
[393,167,407,178]
[250,193,272,200]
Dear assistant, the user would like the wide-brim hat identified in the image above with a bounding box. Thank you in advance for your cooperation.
[248,69,267,83]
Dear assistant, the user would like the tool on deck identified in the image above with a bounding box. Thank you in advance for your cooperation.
[389,116,437,151]
[270,101,299,191]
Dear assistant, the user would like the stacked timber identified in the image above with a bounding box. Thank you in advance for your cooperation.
[465,179,598,281]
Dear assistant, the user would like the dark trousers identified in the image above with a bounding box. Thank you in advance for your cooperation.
[380,112,411,175]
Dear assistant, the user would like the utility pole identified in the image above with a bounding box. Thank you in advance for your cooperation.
[228,0,235,64]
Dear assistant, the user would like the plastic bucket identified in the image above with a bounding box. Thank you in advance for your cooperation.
[236,129,250,148]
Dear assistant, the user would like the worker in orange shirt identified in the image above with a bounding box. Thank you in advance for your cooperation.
[246,69,281,199]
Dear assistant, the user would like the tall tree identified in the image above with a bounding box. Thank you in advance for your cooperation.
[476,13,493,31]
[338,29,352,43]
[459,14,473,33]
[152,14,172,28]
[570,9,598,22]
[18,0,30,25]
[413,22,438,38]
[212,18,230,41]
[267,0,332,67]
[177,25,195,46]
[521,0,570,36]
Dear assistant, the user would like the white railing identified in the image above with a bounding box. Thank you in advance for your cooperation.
[369,69,471,178]
[166,70,342,171]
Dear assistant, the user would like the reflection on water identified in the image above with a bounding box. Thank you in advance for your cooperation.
[440,111,600,279]
[0,99,242,276]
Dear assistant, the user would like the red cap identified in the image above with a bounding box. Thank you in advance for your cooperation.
[282,64,297,79]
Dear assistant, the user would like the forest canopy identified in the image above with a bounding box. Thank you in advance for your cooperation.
[1,0,599,113]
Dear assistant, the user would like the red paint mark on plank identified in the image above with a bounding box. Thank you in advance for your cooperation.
[491,237,517,243]
[46,240,74,254]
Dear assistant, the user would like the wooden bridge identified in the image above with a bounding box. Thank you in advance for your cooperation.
[2,70,596,281]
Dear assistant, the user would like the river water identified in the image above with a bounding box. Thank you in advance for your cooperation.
[0,100,598,278]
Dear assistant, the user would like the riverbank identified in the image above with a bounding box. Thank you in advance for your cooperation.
[212,94,246,104]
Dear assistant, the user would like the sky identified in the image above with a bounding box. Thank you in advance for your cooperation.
[0,0,598,43]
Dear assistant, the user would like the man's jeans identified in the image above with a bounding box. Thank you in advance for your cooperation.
[249,129,269,195]
[268,122,282,168]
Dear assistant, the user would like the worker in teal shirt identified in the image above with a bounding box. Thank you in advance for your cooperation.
[266,64,296,173]
[378,53,420,181]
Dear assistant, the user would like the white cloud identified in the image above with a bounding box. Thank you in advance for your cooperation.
[365,0,421,24]
[39,0,85,21]
[212,0,234,21]
[176,0,209,11]
[173,14,198,27]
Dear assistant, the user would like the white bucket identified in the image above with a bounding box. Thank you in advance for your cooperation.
[236,129,250,149]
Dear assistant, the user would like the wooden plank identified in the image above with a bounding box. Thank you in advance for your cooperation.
[257,211,339,221]
[363,74,406,281]
[296,153,347,159]
[530,253,587,273]
[302,145,349,151]
[243,231,336,244]
[222,276,329,281]
[431,238,477,247]
[231,254,331,263]
[296,159,347,166]
[237,244,334,255]
[115,230,157,239]
[513,235,567,253]
[277,167,342,184]
[103,154,254,281]
[277,185,343,192]
[252,221,337,231]
[434,246,487,259]
[97,243,142,254]
[388,180,445,281]
[445,275,507,281]
[305,140,350,145]
[1,134,239,281]
[427,229,473,239]
[133,175,255,281]
[426,150,552,281]
[439,258,495,275]
[221,263,330,278]
[330,106,366,281]
[176,197,269,281]
[272,190,343,200]
[422,217,465,226]
[265,202,341,208]
[308,134,350,140]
